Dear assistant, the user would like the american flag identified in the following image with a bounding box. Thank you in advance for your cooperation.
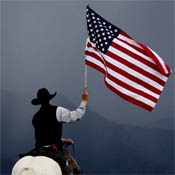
[85,6,171,111]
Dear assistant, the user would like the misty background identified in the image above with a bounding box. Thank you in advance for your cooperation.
[1,1,174,174]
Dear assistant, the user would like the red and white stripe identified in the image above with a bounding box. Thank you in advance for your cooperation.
[85,31,171,111]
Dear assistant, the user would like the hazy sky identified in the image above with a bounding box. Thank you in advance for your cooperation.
[2,1,174,126]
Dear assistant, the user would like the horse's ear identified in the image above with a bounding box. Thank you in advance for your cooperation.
[12,156,62,175]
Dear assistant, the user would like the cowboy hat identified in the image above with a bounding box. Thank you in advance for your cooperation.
[31,88,57,105]
[12,156,62,175]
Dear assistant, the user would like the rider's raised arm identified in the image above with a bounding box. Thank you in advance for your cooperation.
[56,89,88,123]
[56,101,87,123]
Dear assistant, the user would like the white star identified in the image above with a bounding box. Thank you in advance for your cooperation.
[99,39,102,42]
[103,22,106,25]
[89,24,92,27]
[92,16,95,19]
[95,25,97,28]
[105,42,108,45]
[100,43,103,46]
[104,37,107,40]
[99,25,102,27]
[96,29,99,33]
[102,48,105,51]
[93,21,96,24]
[97,18,100,20]
[102,33,105,36]
[88,19,90,22]
[107,32,110,34]
[90,29,93,32]
[114,29,118,32]
[92,33,94,37]
[110,31,113,33]
[108,36,112,39]
[109,25,112,29]
[93,38,96,42]
[101,28,104,31]
[97,34,100,37]
[91,12,94,15]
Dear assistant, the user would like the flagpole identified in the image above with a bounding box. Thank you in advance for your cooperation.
[85,64,88,89]
[85,28,88,90]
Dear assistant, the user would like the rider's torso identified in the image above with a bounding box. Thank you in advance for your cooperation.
[32,105,63,148]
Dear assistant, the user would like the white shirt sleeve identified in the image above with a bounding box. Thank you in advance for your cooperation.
[56,101,87,123]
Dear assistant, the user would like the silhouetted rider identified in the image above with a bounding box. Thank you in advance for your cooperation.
[32,88,88,149]
[30,88,88,174]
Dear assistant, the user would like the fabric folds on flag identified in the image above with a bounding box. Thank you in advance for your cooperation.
[85,6,171,111]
